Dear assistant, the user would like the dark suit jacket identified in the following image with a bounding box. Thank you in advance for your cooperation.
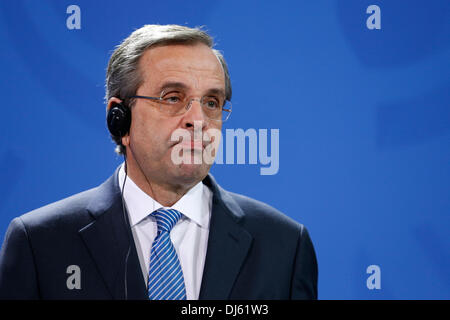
[0,168,318,299]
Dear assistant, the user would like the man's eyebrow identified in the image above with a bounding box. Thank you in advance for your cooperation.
[204,88,226,98]
[158,81,188,93]
[158,81,225,98]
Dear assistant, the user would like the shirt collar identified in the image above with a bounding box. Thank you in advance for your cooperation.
[118,163,209,229]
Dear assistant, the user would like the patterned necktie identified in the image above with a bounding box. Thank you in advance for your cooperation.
[147,208,187,300]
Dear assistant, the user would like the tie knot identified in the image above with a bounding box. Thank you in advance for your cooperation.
[151,208,182,233]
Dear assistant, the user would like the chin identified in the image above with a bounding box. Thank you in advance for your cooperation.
[172,163,210,185]
[166,164,210,184]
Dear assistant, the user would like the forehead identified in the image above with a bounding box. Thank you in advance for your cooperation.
[138,43,225,94]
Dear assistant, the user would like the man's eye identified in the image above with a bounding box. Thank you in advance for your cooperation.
[164,96,181,104]
[204,98,220,109]
[207,101,218,109]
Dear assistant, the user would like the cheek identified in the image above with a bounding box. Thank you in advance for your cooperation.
[131,116,176,153]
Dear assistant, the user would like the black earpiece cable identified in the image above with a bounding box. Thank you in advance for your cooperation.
[121,155,132,300]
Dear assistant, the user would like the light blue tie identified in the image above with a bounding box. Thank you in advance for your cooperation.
[147,208,187,300]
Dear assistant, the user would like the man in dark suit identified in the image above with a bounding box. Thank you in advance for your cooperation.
[0,24,317,300]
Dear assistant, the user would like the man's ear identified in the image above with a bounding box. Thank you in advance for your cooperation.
[106,97,123,111]
[122,135,130,147]
[106,97,130,147]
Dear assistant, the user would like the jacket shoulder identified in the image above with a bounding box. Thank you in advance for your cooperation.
[227,191,305,235]
[18,186,100,230]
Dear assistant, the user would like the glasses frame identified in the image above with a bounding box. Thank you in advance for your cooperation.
[130,92,232,122]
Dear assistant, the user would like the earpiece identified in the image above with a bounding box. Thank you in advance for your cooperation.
[107,102,131,139]
[106,102,132,299]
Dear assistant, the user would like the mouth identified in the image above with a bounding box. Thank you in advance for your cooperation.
[172,136,210,151]
[178,140,205,151]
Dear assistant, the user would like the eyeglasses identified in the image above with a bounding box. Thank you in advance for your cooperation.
[130,90,232,122]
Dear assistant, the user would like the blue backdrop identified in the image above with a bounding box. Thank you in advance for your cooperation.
[0,0,449,299]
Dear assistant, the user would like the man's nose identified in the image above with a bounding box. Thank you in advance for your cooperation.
[182,99,207,130]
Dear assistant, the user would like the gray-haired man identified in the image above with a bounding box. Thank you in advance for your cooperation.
[0,24,318,300]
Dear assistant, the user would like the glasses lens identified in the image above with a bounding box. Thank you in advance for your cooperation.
[159,91,186,115]
[200,98,232,121]
[156,91,232,121]
[200,96,223,120]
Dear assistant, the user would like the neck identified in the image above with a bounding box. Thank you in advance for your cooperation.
[124,158,196,207]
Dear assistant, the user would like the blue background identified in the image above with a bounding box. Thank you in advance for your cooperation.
[0,0,449,299]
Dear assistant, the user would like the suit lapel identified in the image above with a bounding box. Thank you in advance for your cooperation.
[199,175,253,299]
[78,168,147,300]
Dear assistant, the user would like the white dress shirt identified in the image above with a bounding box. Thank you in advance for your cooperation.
[118,164,212,300]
